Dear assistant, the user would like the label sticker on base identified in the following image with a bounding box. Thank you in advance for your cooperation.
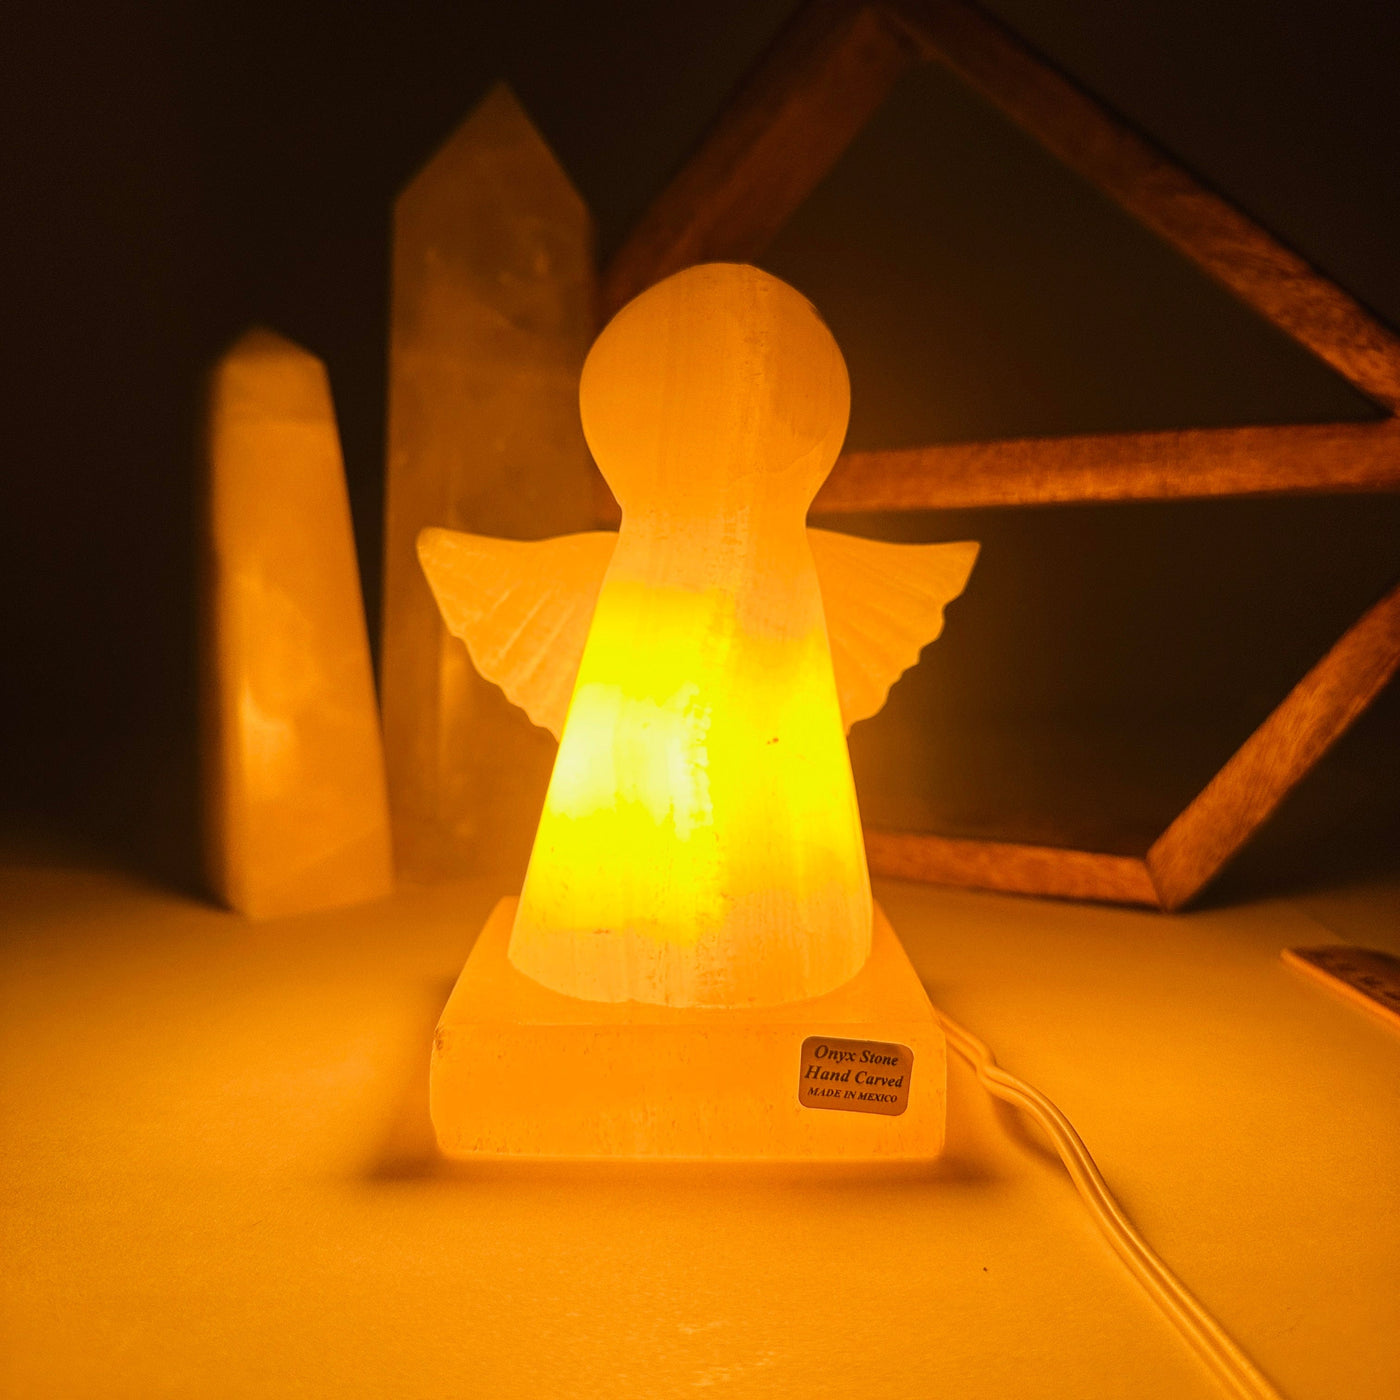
[798,1036,912,1115]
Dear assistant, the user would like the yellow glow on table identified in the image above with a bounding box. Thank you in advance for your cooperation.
[3,846,1396,1398]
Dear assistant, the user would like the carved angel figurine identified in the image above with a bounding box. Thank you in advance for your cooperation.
[419,263,977,1010]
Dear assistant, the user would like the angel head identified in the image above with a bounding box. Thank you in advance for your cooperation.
[419,263,978,1008]
[579,262,852,518]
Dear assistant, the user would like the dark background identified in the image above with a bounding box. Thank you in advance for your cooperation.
[4,0,1397,896]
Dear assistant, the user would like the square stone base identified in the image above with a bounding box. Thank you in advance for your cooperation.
[430,898,945,1161]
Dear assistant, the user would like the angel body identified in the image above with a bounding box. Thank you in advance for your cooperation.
[420,264,977,1009]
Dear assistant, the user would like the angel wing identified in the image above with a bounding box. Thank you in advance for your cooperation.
[417,527,617,739]
[808,528,979,732]
[419,523,975,740]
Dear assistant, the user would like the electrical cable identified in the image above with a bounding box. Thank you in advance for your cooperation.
[936,1009,1285,1400]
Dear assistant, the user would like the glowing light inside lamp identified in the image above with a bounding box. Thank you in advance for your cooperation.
[509,264,870,1009]
[516,569,870,1008]
[418,263,976,1159]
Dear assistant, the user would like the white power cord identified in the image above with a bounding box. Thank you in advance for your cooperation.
[937,1009,1285,1400]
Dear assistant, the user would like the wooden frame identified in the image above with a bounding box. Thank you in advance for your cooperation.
[600,0,1400,910]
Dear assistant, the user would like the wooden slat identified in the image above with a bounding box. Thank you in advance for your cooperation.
[592,0,1400,914]
[812,419,1400,513]
[882,0,1400,412]
[865,828,1160,905]
[1147,582,1400,911]
[601,0,917,318]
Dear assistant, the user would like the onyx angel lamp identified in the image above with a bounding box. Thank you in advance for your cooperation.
[420,263,977,1161]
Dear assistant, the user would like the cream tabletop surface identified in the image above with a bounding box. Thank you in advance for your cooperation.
[3,849,1397,1399]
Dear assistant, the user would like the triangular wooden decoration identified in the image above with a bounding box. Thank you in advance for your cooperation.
[597,0,1400,910]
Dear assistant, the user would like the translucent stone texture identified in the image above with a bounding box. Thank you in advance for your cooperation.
[379,84,597,880]
[416,265,977,1009]
[202,328,393,919]
[431,898,946,1160]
